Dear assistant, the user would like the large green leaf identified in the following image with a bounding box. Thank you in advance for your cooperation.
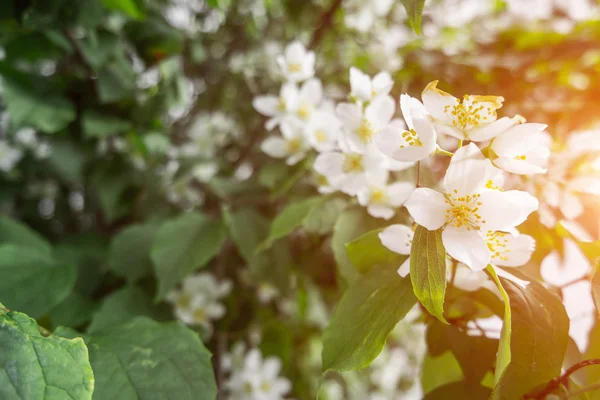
[49,292,98,329]
[101,0,146,19]
[87,286,167,333]
[410,226,447,323]
[423,381,491,400]
[109,223,157,283]
[322,267,417,372]
[491,276,570,400]
[57,317,217,400]
[331,207,381,285]
[0,216,52,255]
[302,197,348,235]
[0,308,94,400]
[346,228,404,273]
[421,351,464,394]
[0,245,76,318]
[258,197,323,251]
[151,212,227,299]
[82,111,133,139]
[222,206,291,290]
[0,65,75,133]
[400,0,426,34]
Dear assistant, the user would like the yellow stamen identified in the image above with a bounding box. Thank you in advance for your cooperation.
[343,153,364,173]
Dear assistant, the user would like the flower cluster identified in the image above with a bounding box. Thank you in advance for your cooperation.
[167,272,232,334]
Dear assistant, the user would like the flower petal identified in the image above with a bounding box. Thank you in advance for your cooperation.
[421,80,459,124]
[478,190,538,232]
[299,78,323,105]
[442,226,491,271]
[261,137,288,158]
[350,67,372,102]
[467,116,523,142]
[252,95,279,116]
[336,102,363,133]
[490,232,535,267]
[405,188,448,230]
[366,95,395,128]
[368,204,395,219]
[314,152,345,178]
[400,94,427,130]
[398,258,411,277]
[372,72,394,98]
[387,182,415,207]
[379,224,413,255]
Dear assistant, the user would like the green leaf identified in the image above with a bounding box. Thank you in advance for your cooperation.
[447,325,498,385]
[258,197,323,251]
[486,266,511,383]
[346,228,404,273]
[223,206,291,290]
[491,276,570,399]
[322,267,417,372]
[58,317,217,400]
[151,212,227,299]
[88,286,167,333]
[95,56,137,103]
[303,197,348,235]
[48,138,89,182]
[410,226,447,323]
[101,0,146,19]
[331,207,381,285]
[49,292,98,329]
[0,65,75,133]
[400,0,426,34]
[0,216,52,255]
[423,381,491,400]
[0,309,94,400]
[0,245,76,318]
[421,351,464,393]
[82,111,132,139]
[592,262,600,317]
[109,223,157,283]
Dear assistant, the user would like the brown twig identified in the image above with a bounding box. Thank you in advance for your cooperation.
[523,359,600,399]
[310,0,343,48]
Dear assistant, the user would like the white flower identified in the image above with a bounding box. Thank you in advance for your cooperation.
[192,162,219,182]
[337,95,395,153]
[15,127,37,148]
[374,94,438,162]
[485,230,536,268]
[261,118,310,165]
[357,172,414,219]
[344,0,394,32]
[313,143,386,195]
[490,123,550,174]
[226,349,291,400]
[293,78,323,122]
[34,142,52,159]
[349,67,393,103]
[379,223,413,277]
[404,144,538,271]
[305,111,341,152]
[0,140,23,172]
[167,273,232,331]
[276,41,315,83]
[253,83,299,130]
[421,81,521,142]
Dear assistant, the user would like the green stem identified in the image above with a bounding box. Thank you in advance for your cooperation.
[436,147,454,157]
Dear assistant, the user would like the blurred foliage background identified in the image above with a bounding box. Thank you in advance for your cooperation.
[1,0,600,399]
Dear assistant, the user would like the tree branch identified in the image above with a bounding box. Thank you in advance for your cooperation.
[524,359,600,399]
[310,0,343,48]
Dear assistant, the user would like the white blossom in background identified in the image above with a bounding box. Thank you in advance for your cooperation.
[305,111,342,152]
[225,348,291,400]
[180,111,240,157]
[343,0,394,32]
[314,144,386,196]
[277,41,315,83]
[404,144,538,271]
[261,118,310,165]
[357,171,414,219]
[253,83,300,130]
[379,223,413,277]
[337,95,395,153]
[0,140,23,172]
[540,238,595,352]
[167,273,232,333]
[349,67,393,103]
[489,123,550,174]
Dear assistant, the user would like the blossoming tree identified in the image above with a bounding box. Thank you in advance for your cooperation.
[0,0,600,399]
